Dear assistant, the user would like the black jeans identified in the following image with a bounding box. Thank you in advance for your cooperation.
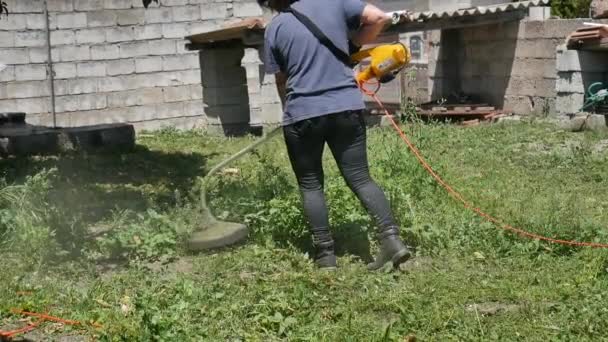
[283,110,399,246]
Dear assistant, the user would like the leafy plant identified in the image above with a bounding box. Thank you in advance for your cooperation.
[551,0,593,18]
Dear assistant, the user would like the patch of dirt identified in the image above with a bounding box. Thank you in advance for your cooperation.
[143,256,196,275]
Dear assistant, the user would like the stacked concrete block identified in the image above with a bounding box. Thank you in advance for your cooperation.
[0,0,267,132]
[242,47,282,127]
[427,18,608,116]
[555,45,608,118]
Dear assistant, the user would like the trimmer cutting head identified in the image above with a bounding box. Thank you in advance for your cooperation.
[187,220,249,252]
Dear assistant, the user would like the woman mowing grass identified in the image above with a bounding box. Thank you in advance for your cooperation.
[259,0,414,270]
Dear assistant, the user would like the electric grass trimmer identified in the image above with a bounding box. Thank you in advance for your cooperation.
[186,43,410,252]
[186,127,282,252]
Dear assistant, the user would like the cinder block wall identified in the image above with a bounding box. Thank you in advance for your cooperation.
[0,0,267,131]
[428,18,608,116]
[556,46,608,115]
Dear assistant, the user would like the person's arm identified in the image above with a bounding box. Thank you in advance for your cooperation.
[347,2,392,47]
[275,71,287,109]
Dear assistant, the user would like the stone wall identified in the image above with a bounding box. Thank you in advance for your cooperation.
[428,18,608,116]
[0,0,268,131]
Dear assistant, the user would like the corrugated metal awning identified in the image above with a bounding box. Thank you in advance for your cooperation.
[386,0,550,33]
[185,0,550,49]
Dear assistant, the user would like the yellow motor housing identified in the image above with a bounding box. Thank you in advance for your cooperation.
[352,43,411,85]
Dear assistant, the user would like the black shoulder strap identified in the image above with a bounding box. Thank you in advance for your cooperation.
[284,7,353,66]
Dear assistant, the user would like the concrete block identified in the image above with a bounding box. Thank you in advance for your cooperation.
[75,0,104,11]
[556,92,586,114]
[506,78,557,98]
[155,102,186,119]
[242,48,262,64]
[87,11,118,27]
[0,49,29,65]
[104,0,133,9]
[172,69,203,85]
[200,3,230,20]
[106,27,135,43]
[56,95,81,112]
[162,54,199,71]
[54,80,69,95]
[173,5,202,22]
[53,13,87,29]
[257,103,282,123]
[135,56,163,73]
[0,32,15,48]
[106,59,135,76]
[163,85,192,102]
[162,23,191,38]
[183,100,205,118]
[148,39,176,55]
[163,0,189,5]
[69,79,99,94]
[124,73,157,89]
[134,24,163,40]
[15,65,47,81]
[14,31,45,47]
[75,29,105,44]
[91,45,120,60]
[54,45,91,62]
[233,2,262,17]
[117,9,146,25]
[0,66,16,82]
[14,97,50,113]
[51,30,76,45]
[521,20,586,39]
[145,7,173,23]
[77,62,106,77]
[54,63,77,79]
[556,49,608,73]
[47,0,73,11]
[205,104,250,125]
[586,114,608,131]
[11,0,44,13]
[515,39,561,59]
[511,58,557,79]
[26,14,46,30]
[98,76,127,92]
[203,86,248,106]
[556,72,606,93]
[190,84,203,100]
[78,94,108,110]
[528,6,551,21]
[107,88,165,107]
[119,41,149,58]
[28,47,47,63]
[0,14,27,30]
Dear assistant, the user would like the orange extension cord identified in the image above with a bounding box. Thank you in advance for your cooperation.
[0,308,101,340]
[360,82,608,249]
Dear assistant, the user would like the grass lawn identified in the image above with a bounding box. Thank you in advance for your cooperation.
[1,119,608,341]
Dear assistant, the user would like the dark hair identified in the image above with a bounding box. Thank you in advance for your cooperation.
[257,0,295,12]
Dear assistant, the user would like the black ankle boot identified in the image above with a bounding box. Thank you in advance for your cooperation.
[367,226,412,271]
[313,240,337,270]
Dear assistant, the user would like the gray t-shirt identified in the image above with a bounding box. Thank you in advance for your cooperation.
[263,0,367,126]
